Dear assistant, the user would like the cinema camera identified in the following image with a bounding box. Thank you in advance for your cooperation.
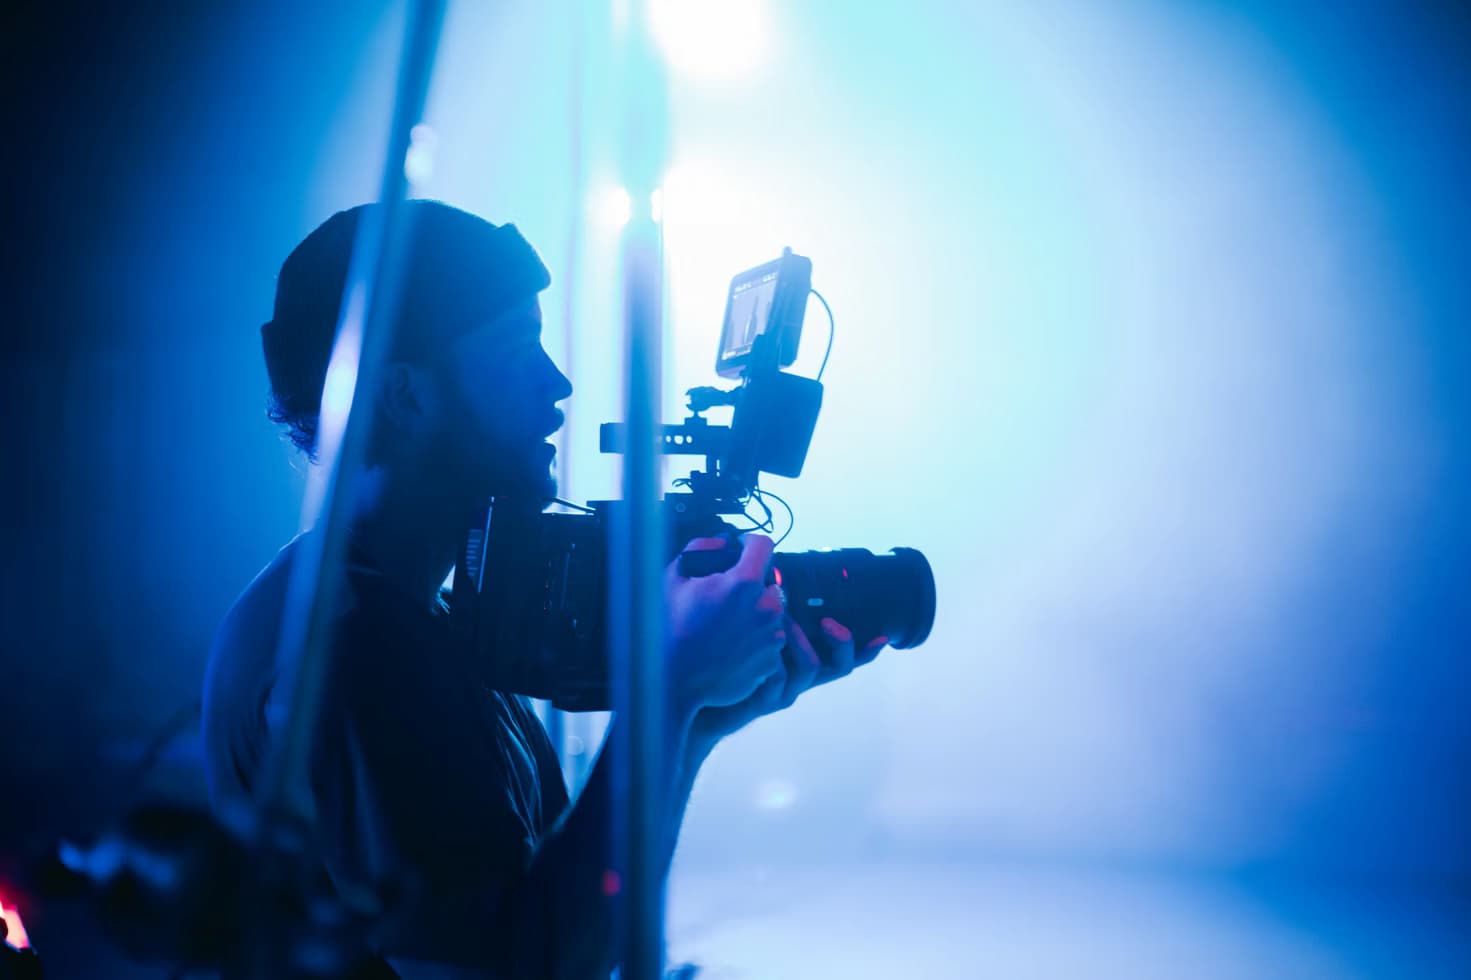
[452,249,936,710]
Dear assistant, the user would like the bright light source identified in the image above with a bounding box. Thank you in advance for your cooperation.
[403,123,437,186]
[649,0,767,80]
[657,161,736,227]
[598,186,633,228]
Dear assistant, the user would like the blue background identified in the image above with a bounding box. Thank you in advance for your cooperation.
[2,1,1467,974]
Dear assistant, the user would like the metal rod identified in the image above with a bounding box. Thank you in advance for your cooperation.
[611,4,671,977]
[612,215,668,980]
[259,0,447,829]
[548,0,589,782]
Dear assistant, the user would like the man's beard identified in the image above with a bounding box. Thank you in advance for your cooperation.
[432,379,559,505]
[512,440,559,501]
[439,429,558,507]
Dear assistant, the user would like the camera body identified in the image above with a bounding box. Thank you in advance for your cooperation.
[451,494,732,712]
[450,249,934,711]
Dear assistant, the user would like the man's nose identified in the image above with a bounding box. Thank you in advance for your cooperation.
[545,356,573,402]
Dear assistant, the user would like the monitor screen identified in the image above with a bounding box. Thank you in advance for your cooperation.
[722,268,781,363]
[715,250,811,379]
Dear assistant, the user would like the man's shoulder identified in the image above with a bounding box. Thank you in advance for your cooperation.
[208,537,303,681]
[208,534,380,672]
[200,536,307,802]
[202,534,432,758]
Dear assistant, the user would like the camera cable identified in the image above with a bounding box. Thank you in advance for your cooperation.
[811,288,836,382]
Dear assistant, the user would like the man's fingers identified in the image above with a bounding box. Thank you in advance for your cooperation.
[856,635,889,667]
[739,582,784,641]
[730,533,775,583]
[756,583,785,618]
[821,617,853,645]
[785,618,821,669]
[821,617,856,675]
[782,619,821,699]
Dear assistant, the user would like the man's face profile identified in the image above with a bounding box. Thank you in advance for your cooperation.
[419,296,573,502]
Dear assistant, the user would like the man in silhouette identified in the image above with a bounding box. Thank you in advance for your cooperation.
[202,200,884,978]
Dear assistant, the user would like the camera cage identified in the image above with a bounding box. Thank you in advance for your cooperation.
[601,246,823,509]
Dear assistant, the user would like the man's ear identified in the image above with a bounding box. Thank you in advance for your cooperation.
[379,360,441,436]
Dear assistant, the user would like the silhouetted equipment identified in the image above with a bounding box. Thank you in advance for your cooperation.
[454,249,937,710]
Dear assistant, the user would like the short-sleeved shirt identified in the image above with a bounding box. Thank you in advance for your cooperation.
[201,535,570,973]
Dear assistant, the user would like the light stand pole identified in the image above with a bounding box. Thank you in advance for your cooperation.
[609,4,671,978]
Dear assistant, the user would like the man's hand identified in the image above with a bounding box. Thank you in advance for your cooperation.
[665,534,788,715]
[691,615,888,743]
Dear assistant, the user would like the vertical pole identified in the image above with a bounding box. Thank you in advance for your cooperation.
[260,0,447,836]
[610,3,670,978]
[548,0,589,781]
[611,218,667,980]
[237,3,445,977]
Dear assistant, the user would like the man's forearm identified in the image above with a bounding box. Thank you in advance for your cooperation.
[662,725,719,878]
[507,703,704,978]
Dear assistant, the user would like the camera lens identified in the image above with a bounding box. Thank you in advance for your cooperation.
[772,547,935,650]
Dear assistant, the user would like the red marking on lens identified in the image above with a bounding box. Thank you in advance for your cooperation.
[602,870,622,897]
[773,567,783,587]
[841,568,849,579]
